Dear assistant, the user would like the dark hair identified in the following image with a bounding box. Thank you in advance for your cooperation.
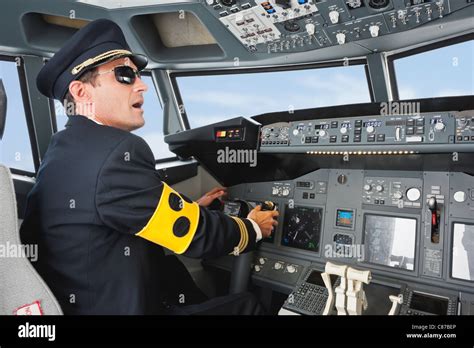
[63,67,98,116]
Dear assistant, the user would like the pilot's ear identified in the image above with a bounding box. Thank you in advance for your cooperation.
[68,80,92,102]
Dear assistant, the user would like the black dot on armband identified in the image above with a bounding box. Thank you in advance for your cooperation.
[168,193,183,211]
[173,217,190,237]
[181,195,193,204]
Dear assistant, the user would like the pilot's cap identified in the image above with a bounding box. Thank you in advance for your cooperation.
[36,18,148,100]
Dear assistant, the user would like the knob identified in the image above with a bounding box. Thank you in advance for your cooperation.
[375,185,384,192]
[369,25,380,38]
[406,188,421,202]
[393,191,403,200]
[272,187,280,195]
[366,125,375,134]
[206,0,214,4]
[434,122,445,132]
[305,23,315,35]
[453,191,466,203]
[282,188,290,196]
[364,184,372,192]
[340,127,348,134]
[259,257,266,265]
[254,265,261,272]
[286,265,296,274]
[336,32,346,45]
[292,129,299,136]
[274,262,283,270]
[457,118,468,129]
[319,130,327,137]
[329,10,339,24]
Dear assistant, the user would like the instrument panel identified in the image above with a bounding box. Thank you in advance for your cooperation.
[203,0,473,54]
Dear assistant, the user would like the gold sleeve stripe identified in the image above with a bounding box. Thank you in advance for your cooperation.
[229,216,249,254]
[71,49,132,75]
[135,183,200,254]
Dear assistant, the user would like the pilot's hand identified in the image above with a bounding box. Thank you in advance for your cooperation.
[197,187,227,207]
[247,205,279,239]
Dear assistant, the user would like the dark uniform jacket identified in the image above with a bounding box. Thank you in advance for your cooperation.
[20,115,257,315]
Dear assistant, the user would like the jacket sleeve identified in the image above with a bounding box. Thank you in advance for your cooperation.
[95,134,257,258]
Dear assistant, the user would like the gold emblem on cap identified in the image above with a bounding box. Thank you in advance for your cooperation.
[71,49,132,75]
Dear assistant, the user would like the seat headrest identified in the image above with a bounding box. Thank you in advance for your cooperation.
[0,164,19,245]
[0,79,6,140]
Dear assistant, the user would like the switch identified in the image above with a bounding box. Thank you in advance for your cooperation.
[329,10,339,24]
[336,33,346,45]
[305,23,315,35]
[369,25,380,38]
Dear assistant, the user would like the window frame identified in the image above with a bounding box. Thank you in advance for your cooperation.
[387,32,474,101]
[169,58,373,130]
[0,54,39,176]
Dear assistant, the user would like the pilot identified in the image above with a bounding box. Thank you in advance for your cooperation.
[20,19,278,315]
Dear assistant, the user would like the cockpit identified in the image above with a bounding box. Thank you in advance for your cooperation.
[0,0,473,325]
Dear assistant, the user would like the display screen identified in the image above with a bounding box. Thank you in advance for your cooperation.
[452,223,474,281]
[336,209,355,229]
[410,292,449,315]
[364,214,417,271]
[363,121,382,127]
[315,124,329,130]
[281,205,323,252]
[223,201,241,216]
[248,200,278,243]
[306,270,338,288]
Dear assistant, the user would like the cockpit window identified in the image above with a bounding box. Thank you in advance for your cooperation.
[0,59,35,173]
[392,39,473,99]
[174,64,372,129]
[53,74,174,160]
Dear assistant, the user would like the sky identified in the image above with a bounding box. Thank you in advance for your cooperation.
[0,40,472,172]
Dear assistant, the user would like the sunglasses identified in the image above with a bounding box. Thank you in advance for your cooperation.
[96,65,141,85]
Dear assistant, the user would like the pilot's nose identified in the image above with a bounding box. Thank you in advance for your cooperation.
[134,75,148,93]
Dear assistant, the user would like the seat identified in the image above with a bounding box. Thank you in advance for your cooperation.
[0,164,63,315]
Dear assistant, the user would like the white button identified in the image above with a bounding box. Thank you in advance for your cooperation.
[454,191,466,203]
[259,257,266,265]
[274,262,283,270]
[393,191,403,199]
[286,265,296,273]
[254,265,261,272]
[406,188,421,202]
[319,130,327,137]
[375,185,384,192]
[340,127,348,134]
[366,125,375,134]
[305,23,315,35]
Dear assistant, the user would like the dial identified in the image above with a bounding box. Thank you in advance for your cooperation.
[375,185,384,192]
[366,125,375,134]
[364,184,372,192]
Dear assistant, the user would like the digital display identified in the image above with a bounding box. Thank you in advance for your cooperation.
[315,124,329,130]
[248,200,278,243]
[364,215,417,271]
[336,209,355,229]
[385,120,405,126]
[222,201,241,217]
[452,223,474,281]
[306,270,338,288]
[282,205,323,252]
[410,292,449,315]
[341,122,352,129]
[363,121,382,127]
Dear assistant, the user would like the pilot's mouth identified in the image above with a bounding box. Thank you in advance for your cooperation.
[132,102,143,110]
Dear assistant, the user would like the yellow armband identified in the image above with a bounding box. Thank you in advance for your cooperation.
[135,183,200,254]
